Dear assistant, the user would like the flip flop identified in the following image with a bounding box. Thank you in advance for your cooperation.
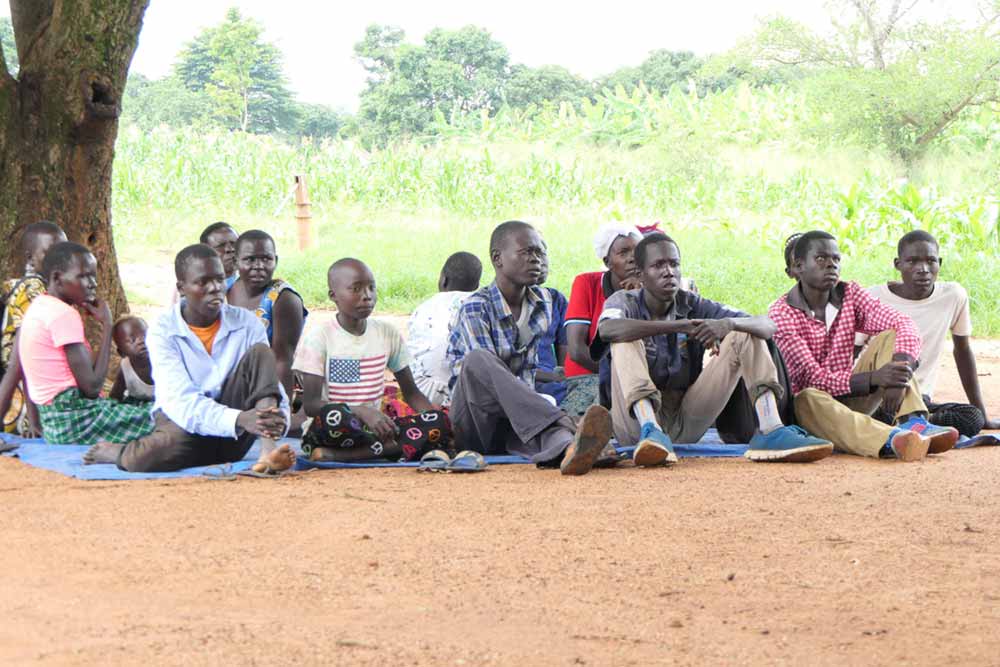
[418,449,452,472]
[446,450,487,473]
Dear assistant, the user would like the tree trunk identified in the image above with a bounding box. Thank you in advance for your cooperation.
[0,1,149,347]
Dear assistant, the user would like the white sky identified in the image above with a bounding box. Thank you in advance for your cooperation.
[1,0,981,110]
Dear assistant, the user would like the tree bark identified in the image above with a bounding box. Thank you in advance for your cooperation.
[0,0,149,349]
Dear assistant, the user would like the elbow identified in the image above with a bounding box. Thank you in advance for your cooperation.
[568,345,591,367]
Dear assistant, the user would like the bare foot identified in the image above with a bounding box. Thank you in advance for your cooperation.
[251,443,296,474]
[84,441,123,465]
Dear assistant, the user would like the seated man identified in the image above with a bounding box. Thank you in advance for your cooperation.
[770,230,959,461]
[294,258,451,462]
[85,244,295,474]
[863,230,996,435]
[447,220,615,476]
[596,233,832,465]
[406,251,482,406]
[562,223,642,415]
[226,229,308,399]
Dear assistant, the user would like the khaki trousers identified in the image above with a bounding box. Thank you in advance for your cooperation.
[793,331,926,458]
[610,331,782,446]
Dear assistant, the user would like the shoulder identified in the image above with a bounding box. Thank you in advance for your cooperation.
[603,288,636,309]
[571,271,602,289]
[371,318,403,339]
[222,304,266,334]
[937,281,968,301]
[546,287,568,307]
[458,286,494,312]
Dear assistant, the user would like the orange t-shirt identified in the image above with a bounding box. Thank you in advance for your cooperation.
[188,318,222,355]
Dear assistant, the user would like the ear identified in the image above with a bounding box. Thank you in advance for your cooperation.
[490,248,502,268]
[439,274,449,291]
[892,257,901,271]
[328,288,336,301]
[602,255,611,269]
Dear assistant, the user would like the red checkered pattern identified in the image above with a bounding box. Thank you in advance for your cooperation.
[769,281,922,396]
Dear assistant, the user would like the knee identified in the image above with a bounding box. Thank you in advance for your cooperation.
[463,349,498,374]
[871,330,897,348]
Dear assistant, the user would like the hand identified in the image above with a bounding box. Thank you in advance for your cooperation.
[688,319,734,348]
[352,405,398,443]
[81,298,113,329]
[237,406,287,439]
[882,387,905,418]
[871,361,912,388]
[620,276,642,290]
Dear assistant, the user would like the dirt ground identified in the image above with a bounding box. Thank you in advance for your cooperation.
[3,266,1000,665]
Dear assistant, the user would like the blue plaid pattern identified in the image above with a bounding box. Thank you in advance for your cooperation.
[446,282,552,389]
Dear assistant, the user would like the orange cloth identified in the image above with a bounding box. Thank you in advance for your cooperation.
[188,318,222,355]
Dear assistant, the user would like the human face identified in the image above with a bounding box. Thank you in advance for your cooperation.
[178,256,227,322]
[494,227,545,288]
[604,235,638,283]
[29,231,67,273]
[114,319,148,360]
[639,240,681,303]
[205,227,238,277]
[797,239,841,292]
[895,240,940,298]
[52,253,98,306]
[329,262,376,321]
[536,247,550,285]
[236,238,277,290]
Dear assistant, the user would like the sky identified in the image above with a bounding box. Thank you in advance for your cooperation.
[1,1,981,110]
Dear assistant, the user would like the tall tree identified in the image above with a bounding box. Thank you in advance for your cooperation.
[597,50,704,95]
[175,8,294,133]
[746,0,1000,163]
[0,1,149,324]
[504,64,592,109]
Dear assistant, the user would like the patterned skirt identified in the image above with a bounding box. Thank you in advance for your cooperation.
[37,388,156,445]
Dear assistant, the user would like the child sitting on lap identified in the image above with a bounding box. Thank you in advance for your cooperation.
[18,243,154,445]
[109,315,154,403]
[293,258,451,462]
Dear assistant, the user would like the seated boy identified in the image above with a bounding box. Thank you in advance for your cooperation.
[406,251,482,405]
[109,315,154,403]
[596,233,832,465]
[562,223,642,416]
[770,230,960,461]
[294,258,451,462]
[85,244,295,474]
[863,230,996,435]
[534,252,568,404]
[18,242,155,446]
[447,220,614,476]
[0,221,67,435]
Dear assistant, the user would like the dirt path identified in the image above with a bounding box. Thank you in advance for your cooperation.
[2,263,998,665]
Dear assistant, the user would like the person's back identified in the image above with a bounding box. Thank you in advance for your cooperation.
[407,290,472,403]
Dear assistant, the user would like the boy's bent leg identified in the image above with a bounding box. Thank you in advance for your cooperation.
[116,411,224,472]
[219,343,284,412]
[609,340,661,446]
[794,388,892,458]
[849,331,927,418]
[673,332,781,443]
[450,349,569,461]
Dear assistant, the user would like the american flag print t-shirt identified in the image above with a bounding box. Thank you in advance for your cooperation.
[292,316,413,409]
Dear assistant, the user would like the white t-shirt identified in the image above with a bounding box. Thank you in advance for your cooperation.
[866,281,972,397]
[292,316,413,409]
[406,291,471,404]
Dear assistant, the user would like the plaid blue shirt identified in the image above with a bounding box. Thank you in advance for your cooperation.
[447,282,553,389]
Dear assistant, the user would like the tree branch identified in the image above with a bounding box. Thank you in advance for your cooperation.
[0,35,12,87]
[914,59,1000,147]
[9,0,55,70]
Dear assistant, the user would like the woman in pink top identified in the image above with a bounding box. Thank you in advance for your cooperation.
[18,242,154,445]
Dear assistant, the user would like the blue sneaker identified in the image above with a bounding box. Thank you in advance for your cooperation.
[896,416,959,455]
[882,427,929,462]
[744,425,833,463]
[634,422,677,466]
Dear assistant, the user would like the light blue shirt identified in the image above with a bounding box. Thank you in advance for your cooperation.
[149,303,290,438]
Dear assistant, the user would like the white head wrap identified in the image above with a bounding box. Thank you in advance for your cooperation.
[593,223,642,261]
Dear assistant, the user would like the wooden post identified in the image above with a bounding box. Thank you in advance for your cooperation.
[294,174,313,251]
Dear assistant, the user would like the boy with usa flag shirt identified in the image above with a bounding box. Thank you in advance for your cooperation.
[292,258,451,462]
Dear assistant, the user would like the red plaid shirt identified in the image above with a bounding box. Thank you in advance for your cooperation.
[769,281,921,396]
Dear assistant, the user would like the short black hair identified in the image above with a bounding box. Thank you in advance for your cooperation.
[897,229,938,257]
[112,314,146,336]
[489,220,534,254]
[792,230,836,262]
[175,243,221,281]
[783,232,803,268]
[634,232,679,269]
[440,252,482,292]
[235,229,275,255]
[21,221,65,257]
[199,221,235,244]
[41,242,92,282]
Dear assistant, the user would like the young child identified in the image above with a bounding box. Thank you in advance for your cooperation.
[293,257,451,462]
[0,221,67,434]
[109,315,154,403]
[17,242,155,445]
